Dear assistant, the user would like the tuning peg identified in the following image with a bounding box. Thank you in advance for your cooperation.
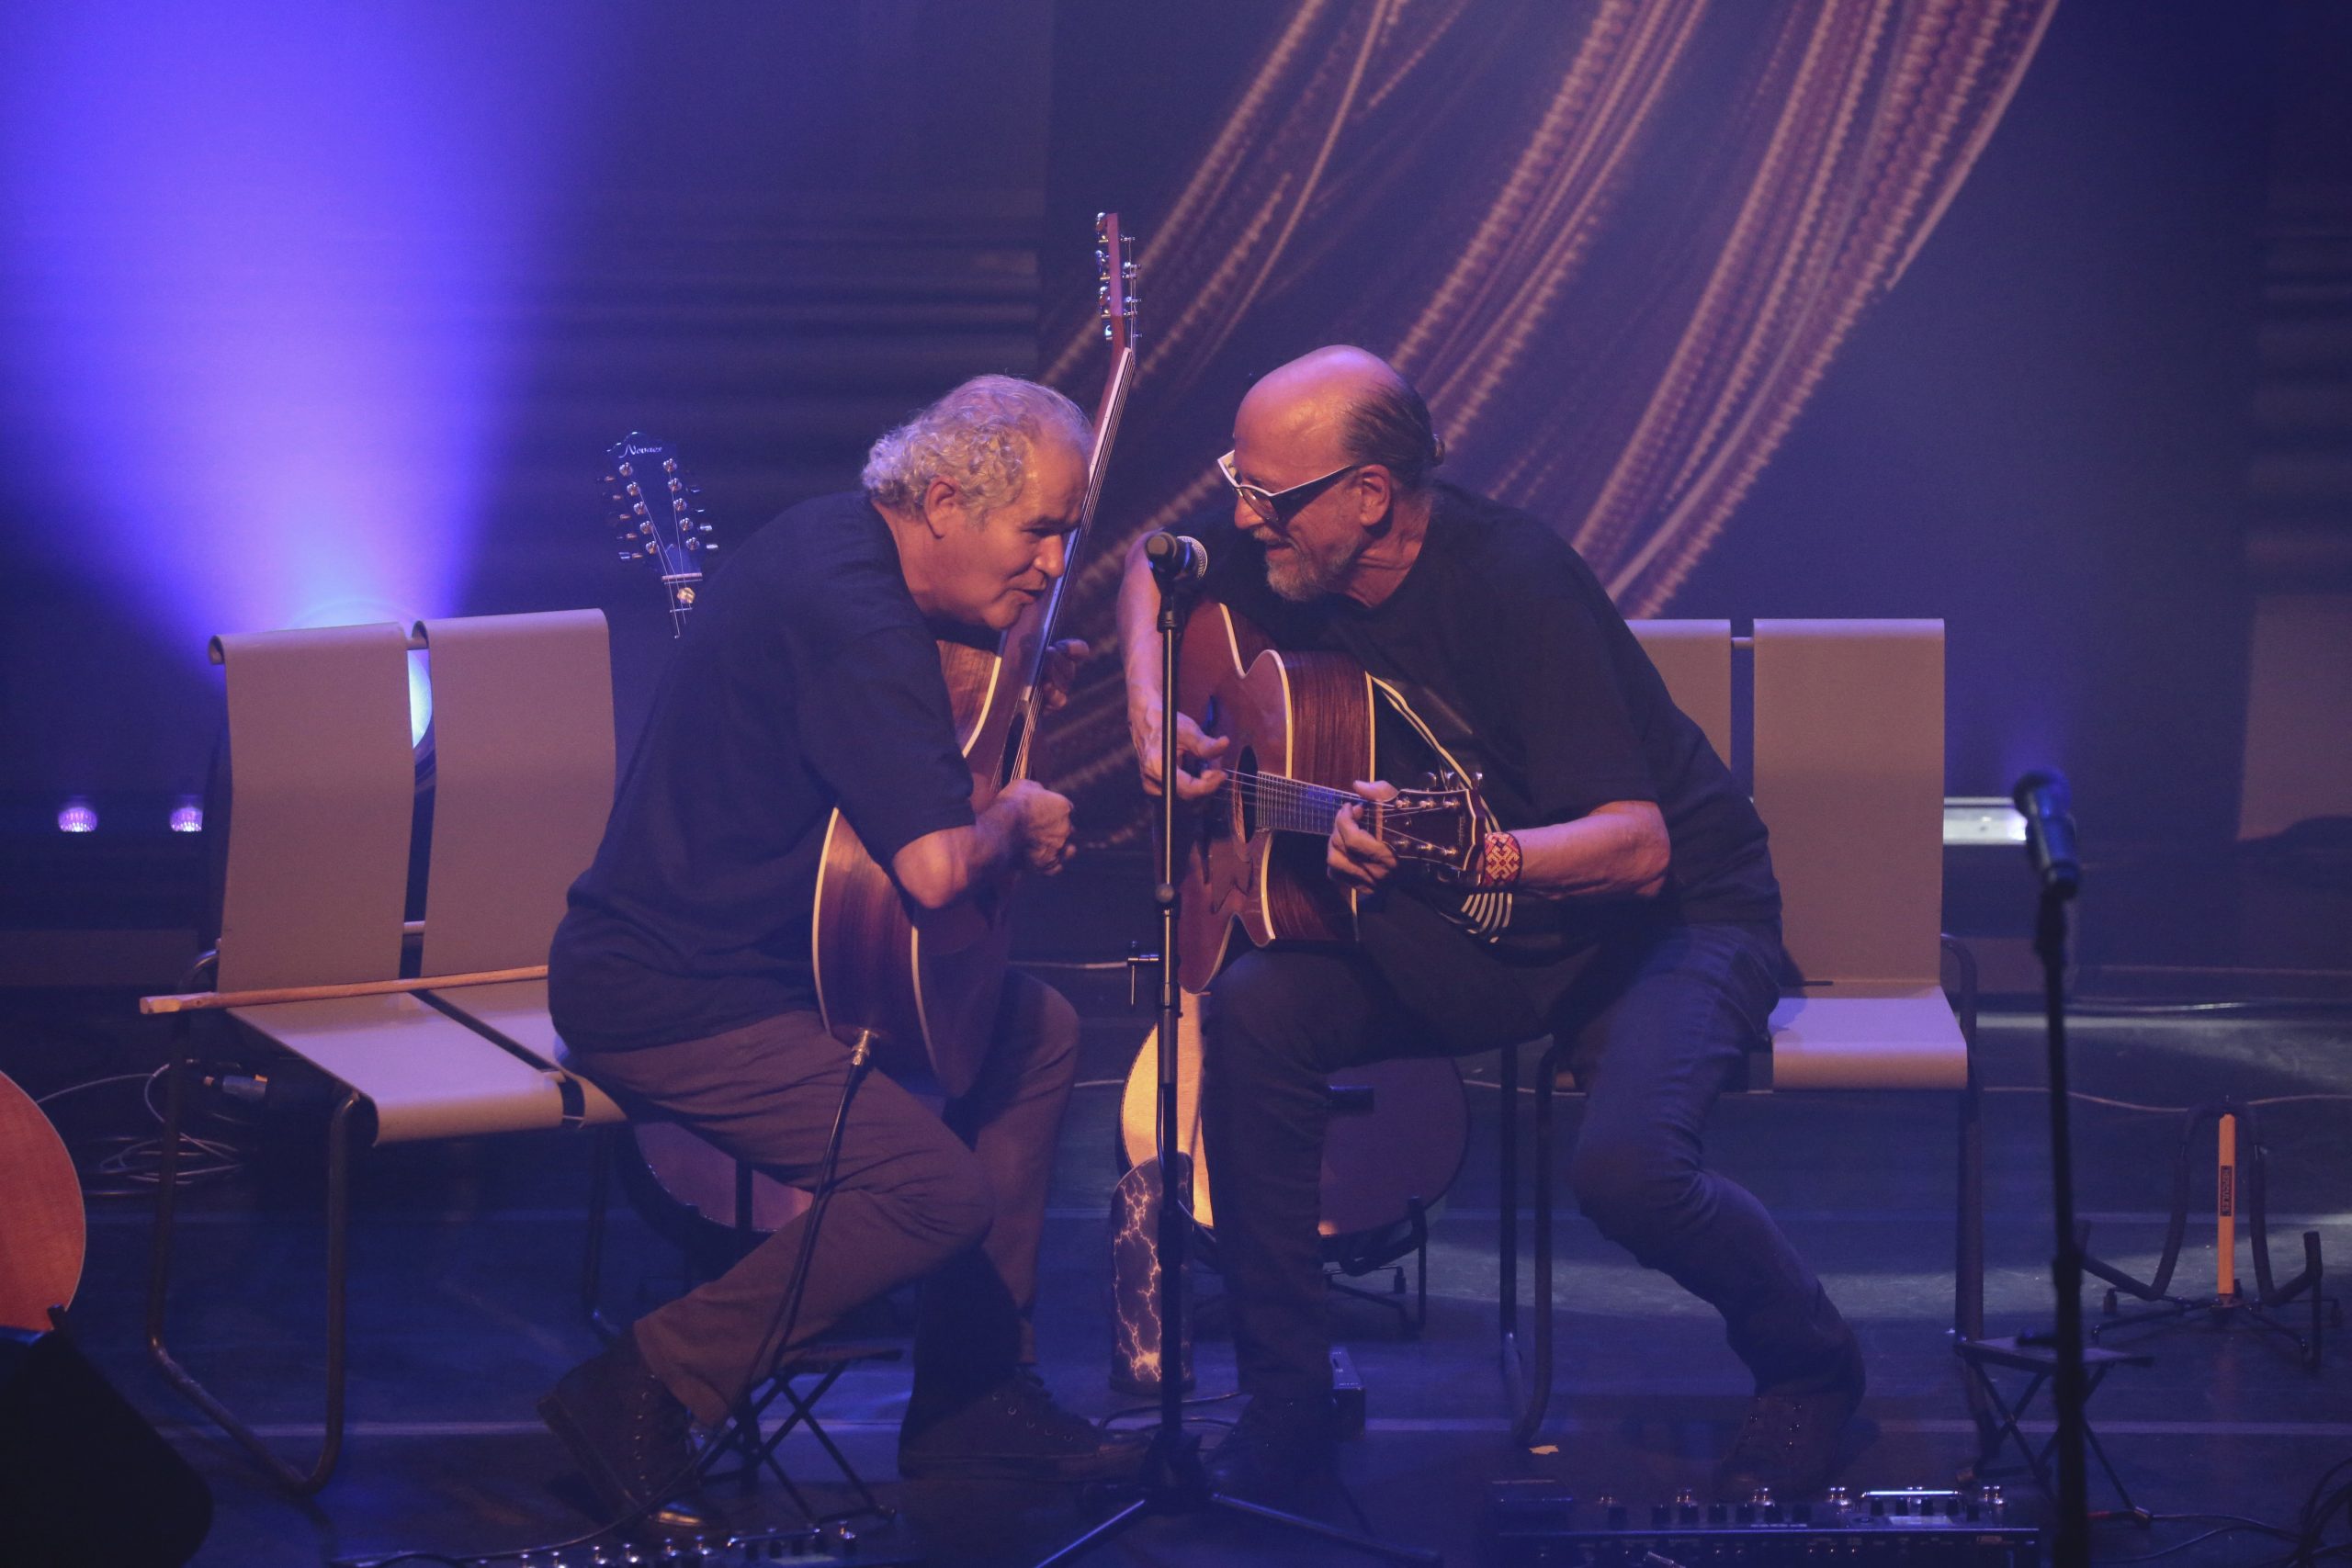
[616,461,634,479]
[661,457,677,473]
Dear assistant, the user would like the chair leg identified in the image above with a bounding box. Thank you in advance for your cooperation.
[148,1055,358,1496]
[1945,935,1986,1344]
[774,1369,890,1521]
[581,1124,620,1341]
[1499,1043,1519,1358]
[1510,1043,1563,1448]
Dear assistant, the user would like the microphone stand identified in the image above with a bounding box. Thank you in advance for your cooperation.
[1029,563,1436,1567]
[2020,782,2090,1568]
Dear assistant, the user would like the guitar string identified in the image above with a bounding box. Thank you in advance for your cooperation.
[1209,773,1465,840]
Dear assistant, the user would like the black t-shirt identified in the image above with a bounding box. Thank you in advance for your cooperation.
[1193,482,1778,948]
[548,491,976,1050]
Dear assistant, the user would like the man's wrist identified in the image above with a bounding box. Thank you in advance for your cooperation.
[1476,830,1522,890]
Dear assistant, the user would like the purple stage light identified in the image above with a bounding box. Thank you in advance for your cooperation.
[0,7,594,657]
[58,798,98,834]
[169,797,205,834]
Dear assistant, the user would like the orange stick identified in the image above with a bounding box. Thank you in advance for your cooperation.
[2217,1112,2238,1300]
[138,966,548,1016]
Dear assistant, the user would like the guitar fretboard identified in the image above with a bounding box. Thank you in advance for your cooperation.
[1218,772,1362,836]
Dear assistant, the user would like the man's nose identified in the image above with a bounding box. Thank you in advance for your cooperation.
[1039,533,1068,580]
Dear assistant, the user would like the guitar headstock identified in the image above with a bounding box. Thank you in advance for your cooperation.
[1096,211,1138,358]
[605,433,716,636]
[1373,781,1481,880]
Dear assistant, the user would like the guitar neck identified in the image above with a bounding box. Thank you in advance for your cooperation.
[1220,772,1367,836]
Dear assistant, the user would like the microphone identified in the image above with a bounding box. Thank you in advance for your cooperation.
[1144,531,1210,585]
[2012,769,2081,899]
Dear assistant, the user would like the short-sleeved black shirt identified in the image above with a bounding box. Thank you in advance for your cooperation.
[1192,482,1777,949]
[548,491,976,1051]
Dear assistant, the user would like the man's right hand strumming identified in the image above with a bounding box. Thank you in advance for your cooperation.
[1125,688,1229,802]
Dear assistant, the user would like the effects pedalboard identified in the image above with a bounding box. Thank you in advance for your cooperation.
[347,1519,924,1568]
[1484,1483,2041,1566]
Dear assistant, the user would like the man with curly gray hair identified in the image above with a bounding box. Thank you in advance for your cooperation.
[864,373,1091,523]
[545,374,1137,1525]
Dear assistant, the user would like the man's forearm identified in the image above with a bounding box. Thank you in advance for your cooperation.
[892,799,1023,911]
[1116,536,1163,709]
[1508,802,1669,899]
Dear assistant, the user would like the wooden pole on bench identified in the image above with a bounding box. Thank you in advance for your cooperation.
[139,966,548,1015]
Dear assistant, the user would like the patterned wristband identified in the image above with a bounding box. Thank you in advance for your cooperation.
[1480,830,1522,889]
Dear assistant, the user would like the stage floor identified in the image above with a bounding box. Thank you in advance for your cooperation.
[22,968,2352,1566]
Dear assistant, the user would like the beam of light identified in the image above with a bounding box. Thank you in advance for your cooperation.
[0,5,590,657]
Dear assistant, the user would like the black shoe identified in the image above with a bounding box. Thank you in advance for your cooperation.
[1203,1393,1338,1503]
[537,1330,704,1529]
[1713,1337,1866,1500]
[899,1370,1149,1483]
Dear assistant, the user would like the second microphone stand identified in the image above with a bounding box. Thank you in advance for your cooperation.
[1030,558,1436,1568]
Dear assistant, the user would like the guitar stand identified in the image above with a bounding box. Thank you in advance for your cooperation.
[2081,1097,2339,1372]
[1325,1196,1431,1337]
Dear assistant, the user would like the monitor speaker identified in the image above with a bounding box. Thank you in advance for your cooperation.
[0,1326,212,1567]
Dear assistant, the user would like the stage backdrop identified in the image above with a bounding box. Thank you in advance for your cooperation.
[1032,0,2054,832]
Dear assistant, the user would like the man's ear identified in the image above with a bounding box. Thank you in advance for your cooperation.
[919,476,967,538]
[1353,464,1397,528]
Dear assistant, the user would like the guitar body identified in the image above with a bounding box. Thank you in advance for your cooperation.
[813,637,1028,1099]
[0,1069,85,1332]
[1174,597,1377,992]
[1115,994,1469,1243]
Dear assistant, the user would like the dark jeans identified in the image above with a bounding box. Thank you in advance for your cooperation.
[567,972,1079,1426]
[1204,891,1851,1402]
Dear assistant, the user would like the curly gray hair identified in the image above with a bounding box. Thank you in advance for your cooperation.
[862,375,1091,520]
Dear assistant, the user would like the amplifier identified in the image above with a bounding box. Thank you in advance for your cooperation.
[1484,1483,2041,1566]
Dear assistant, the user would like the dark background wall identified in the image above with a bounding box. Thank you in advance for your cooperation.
[0,2,2305,877]
[1676,0,2276,844]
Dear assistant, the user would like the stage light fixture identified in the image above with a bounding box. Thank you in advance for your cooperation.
[169,797,205,834]
[58,798,99,834]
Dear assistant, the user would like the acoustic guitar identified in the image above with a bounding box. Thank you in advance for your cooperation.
[602,433,716,636]
[813,212,1141,1097]
[1170,596,1487,993]
[0,1069,85,1332]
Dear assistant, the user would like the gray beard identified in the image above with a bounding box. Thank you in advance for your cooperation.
[1264,532,1364,603]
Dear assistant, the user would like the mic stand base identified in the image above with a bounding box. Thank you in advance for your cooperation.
[1036,1425,1441,1568]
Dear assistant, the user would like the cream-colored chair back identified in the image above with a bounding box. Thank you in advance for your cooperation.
[212,624,417,993]
[1627,619,1732,767]
[414,611,615,976]
[1751,619,1945,988]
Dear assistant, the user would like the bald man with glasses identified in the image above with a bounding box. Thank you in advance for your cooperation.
[1115,346,1862,1506]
